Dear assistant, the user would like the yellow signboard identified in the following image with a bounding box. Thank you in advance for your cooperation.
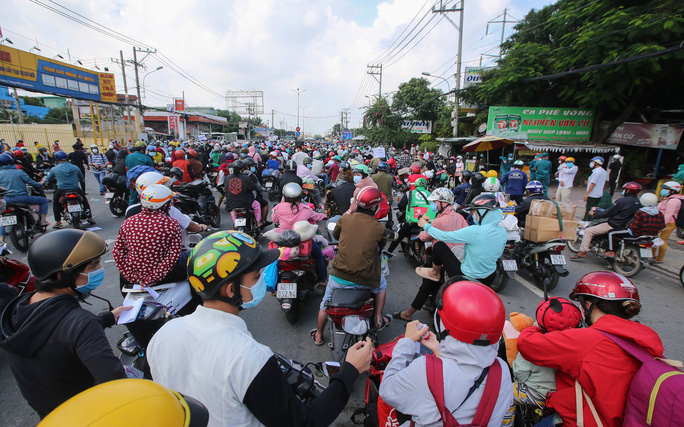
[0,45,116,103]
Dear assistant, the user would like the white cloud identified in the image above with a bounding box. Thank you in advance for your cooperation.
[3,0,552,134]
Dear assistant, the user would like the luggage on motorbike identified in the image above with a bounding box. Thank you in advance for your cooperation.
[275,229,301,247]
[529,199,577,220]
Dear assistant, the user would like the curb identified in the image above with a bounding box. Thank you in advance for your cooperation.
[644,263,681,282]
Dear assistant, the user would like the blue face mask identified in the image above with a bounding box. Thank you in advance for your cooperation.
[353,175,362,184]
[306,164,312,169]
[76,267,104,295]
[241,273,267,309]
[251,167,256,172]
[661,189,670,197]
[566,162,573,167]
[622,190,626,196]
[429,202,439,212]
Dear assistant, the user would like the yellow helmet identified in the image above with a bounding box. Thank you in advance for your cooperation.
[566,157,575,162]
[487,170,498,178]
[38,379,208,427]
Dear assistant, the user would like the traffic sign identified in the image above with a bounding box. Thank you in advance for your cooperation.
[295,131,301,137]
[296,127,301,132]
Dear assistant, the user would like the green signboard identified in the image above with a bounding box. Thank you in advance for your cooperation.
[487,106,594,141]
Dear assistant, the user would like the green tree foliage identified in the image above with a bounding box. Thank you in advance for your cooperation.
[360,97,414,147]
[463,0,684,143]
[215,109,242,133]
[41,106,72,124]
[20,96,44,107]
[392,77,446,122]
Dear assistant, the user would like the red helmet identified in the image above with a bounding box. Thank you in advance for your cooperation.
[13,149,23,158]
[355,186,383,209]
[570,271,639,303]
[536,297,582,332]
[410,165,420,174]
[437,281,505,346]
[174,150,185,160]
[559,156,567,161]
[187,149,197,158]
[622,181,642,196]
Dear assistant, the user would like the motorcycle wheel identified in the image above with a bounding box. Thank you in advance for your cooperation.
[680,265,684,287]
[109,195,126,217]
[284,299,300,324]
[612,245,642,277]
[489,260,509,293]
[10,216,30,252]
[566,235,582,253]
[268,187,280,202]
[208,203,221,228]
[532,255,560,291]
[71,212,82,230]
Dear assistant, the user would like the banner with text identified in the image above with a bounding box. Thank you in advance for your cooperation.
[0,45,117,103]
[401,120,432,134]
[603,122,683,150]
[487,106,594,141]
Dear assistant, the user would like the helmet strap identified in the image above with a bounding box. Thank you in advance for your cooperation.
[578,296,594,326]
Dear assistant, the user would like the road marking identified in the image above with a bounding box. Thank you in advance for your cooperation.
[513,275,545,298]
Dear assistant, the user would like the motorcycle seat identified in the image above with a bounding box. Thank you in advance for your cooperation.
[327,288,373,309]
[8,202,29,208]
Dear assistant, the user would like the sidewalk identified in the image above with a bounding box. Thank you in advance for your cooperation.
[549,184,684,280]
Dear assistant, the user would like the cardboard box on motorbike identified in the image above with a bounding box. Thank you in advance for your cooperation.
[529,199,577,220]
[524,216,578,242]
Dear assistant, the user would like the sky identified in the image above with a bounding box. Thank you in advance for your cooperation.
[3,0,555,135]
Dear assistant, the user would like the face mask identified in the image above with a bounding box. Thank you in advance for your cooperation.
[429,202,439,213]
[661,189,670,197]
[76,267,105,294]
[589,161,595,168]
[148,153,155,158]
[566,162,573,167]
[251,167,256,172]
[353,175,362,184]
[92,149,98,154]
[306,164,312,169]
[240,273,267,309]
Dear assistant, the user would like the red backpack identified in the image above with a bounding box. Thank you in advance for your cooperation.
[420,355,502,427]
[600,331,684,427]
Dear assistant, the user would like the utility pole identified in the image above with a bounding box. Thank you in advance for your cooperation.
[113,50,132,136]
[486,9,517,60]
[367,64,382,98]
[12,88,23,124]
[433,0,464,137]
[271,109,275,132]
[131,47,157,135]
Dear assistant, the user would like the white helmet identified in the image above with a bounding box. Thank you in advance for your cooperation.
[135,171,172,195]
[483,177,501,192]
[639,193,658,207]
[214,143,221,150]
[427,187,454,204]
[140,184,174,210]
[662,181,682,193]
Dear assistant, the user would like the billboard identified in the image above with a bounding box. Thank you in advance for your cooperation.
[401,120,432,134]
[463,66,496,88]
[174,99,185,112]
[486,106,594,141]
[254,127,269,137]
[604,122,684,150]
[0,45,117,104]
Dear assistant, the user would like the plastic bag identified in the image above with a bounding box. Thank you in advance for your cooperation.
[263,260,279,293]
[275,229,301,247]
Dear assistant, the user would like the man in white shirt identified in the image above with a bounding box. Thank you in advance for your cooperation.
[556,156,578,203]
[583,156,608,220]
[148,231,372,427]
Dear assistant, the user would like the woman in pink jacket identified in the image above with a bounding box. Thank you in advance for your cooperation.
[653,181,683,262]
[393,188,468,322]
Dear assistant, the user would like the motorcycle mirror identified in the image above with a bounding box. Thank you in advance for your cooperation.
[321,361,341,379]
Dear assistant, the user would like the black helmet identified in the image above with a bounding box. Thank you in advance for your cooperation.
[242,157,256,167]
[466,194,500,224]
[460,170,472,183]
[169,167,184,181]
[376,161,388,171]
[28,230,106,287]
[340,161,351,171]
[285,160,297,171]
[470,172,486,187]
[232,160,245,171]
[187,231,279,306]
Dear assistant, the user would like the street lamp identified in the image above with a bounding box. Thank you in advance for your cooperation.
[291,88,306,131]
[422,72,452,102]
[0,38,13,45]
[29,46,41,53]
[74,60,83,66]
[54,54,64,60]
[142,66,163,100]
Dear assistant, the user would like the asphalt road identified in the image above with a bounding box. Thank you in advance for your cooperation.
[1,174,682,427]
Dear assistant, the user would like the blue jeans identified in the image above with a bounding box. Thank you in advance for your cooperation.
[92,170,107,193]
[4,195,49,215]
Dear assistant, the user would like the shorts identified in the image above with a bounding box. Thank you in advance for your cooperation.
[320,274,387,310]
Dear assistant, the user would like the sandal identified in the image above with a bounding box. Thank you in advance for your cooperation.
[309,329,323,346]
[570,253,588,261]
[375,314,393,331]
[392,311,411,322]
[415,267,440,281]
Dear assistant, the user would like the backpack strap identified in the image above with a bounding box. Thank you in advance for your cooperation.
[425,355,459,426]
[471,359,502,427]
[598,330,655,363]
[575,380,605,427]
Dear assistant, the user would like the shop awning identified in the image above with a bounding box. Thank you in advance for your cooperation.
[436,137,477,144]
[522,141,619,153]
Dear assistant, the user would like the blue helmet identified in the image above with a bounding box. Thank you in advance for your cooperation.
[590,156,604,166]
[54,151,68,161]
[526,180,543,194]
[0,152,14,166]
[376,161,388,171]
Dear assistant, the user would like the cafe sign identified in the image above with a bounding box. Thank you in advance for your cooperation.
[487,106,594,141]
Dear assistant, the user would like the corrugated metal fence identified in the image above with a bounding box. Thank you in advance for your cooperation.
[0,124,137,154]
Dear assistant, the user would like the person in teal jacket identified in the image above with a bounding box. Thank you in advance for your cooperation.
[499,153,514,175]
[535,153,552,196]
[529,154,540,181]
[125,142,154,170]
[417,194,507,286]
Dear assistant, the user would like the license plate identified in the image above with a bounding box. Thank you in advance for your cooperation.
[105,192,115,199]
[234,217,246,227]
[276,282,297,299]
[502,259,518,272]
[550,254,566,265]
[0,215,17,226]
[265,182,273,188]
[639,248,652,258]
[67,204,82,213]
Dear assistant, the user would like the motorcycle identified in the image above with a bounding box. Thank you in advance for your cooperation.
[275,353,327,404]
[59,191,86,229]
[2,196,45,252]
[173,180,221,228]
[394,210,427,265]
[567,220,656,277]
[325,287,376,362]
[263,170,281,201]
[501,234,569,291]
[232,207,260,239]
[102,173,130,217]
[0,256,35,313]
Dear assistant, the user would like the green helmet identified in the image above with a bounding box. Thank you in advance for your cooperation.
[414,177,429,189]
[353,164,370,176]
[187,231,278,302]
